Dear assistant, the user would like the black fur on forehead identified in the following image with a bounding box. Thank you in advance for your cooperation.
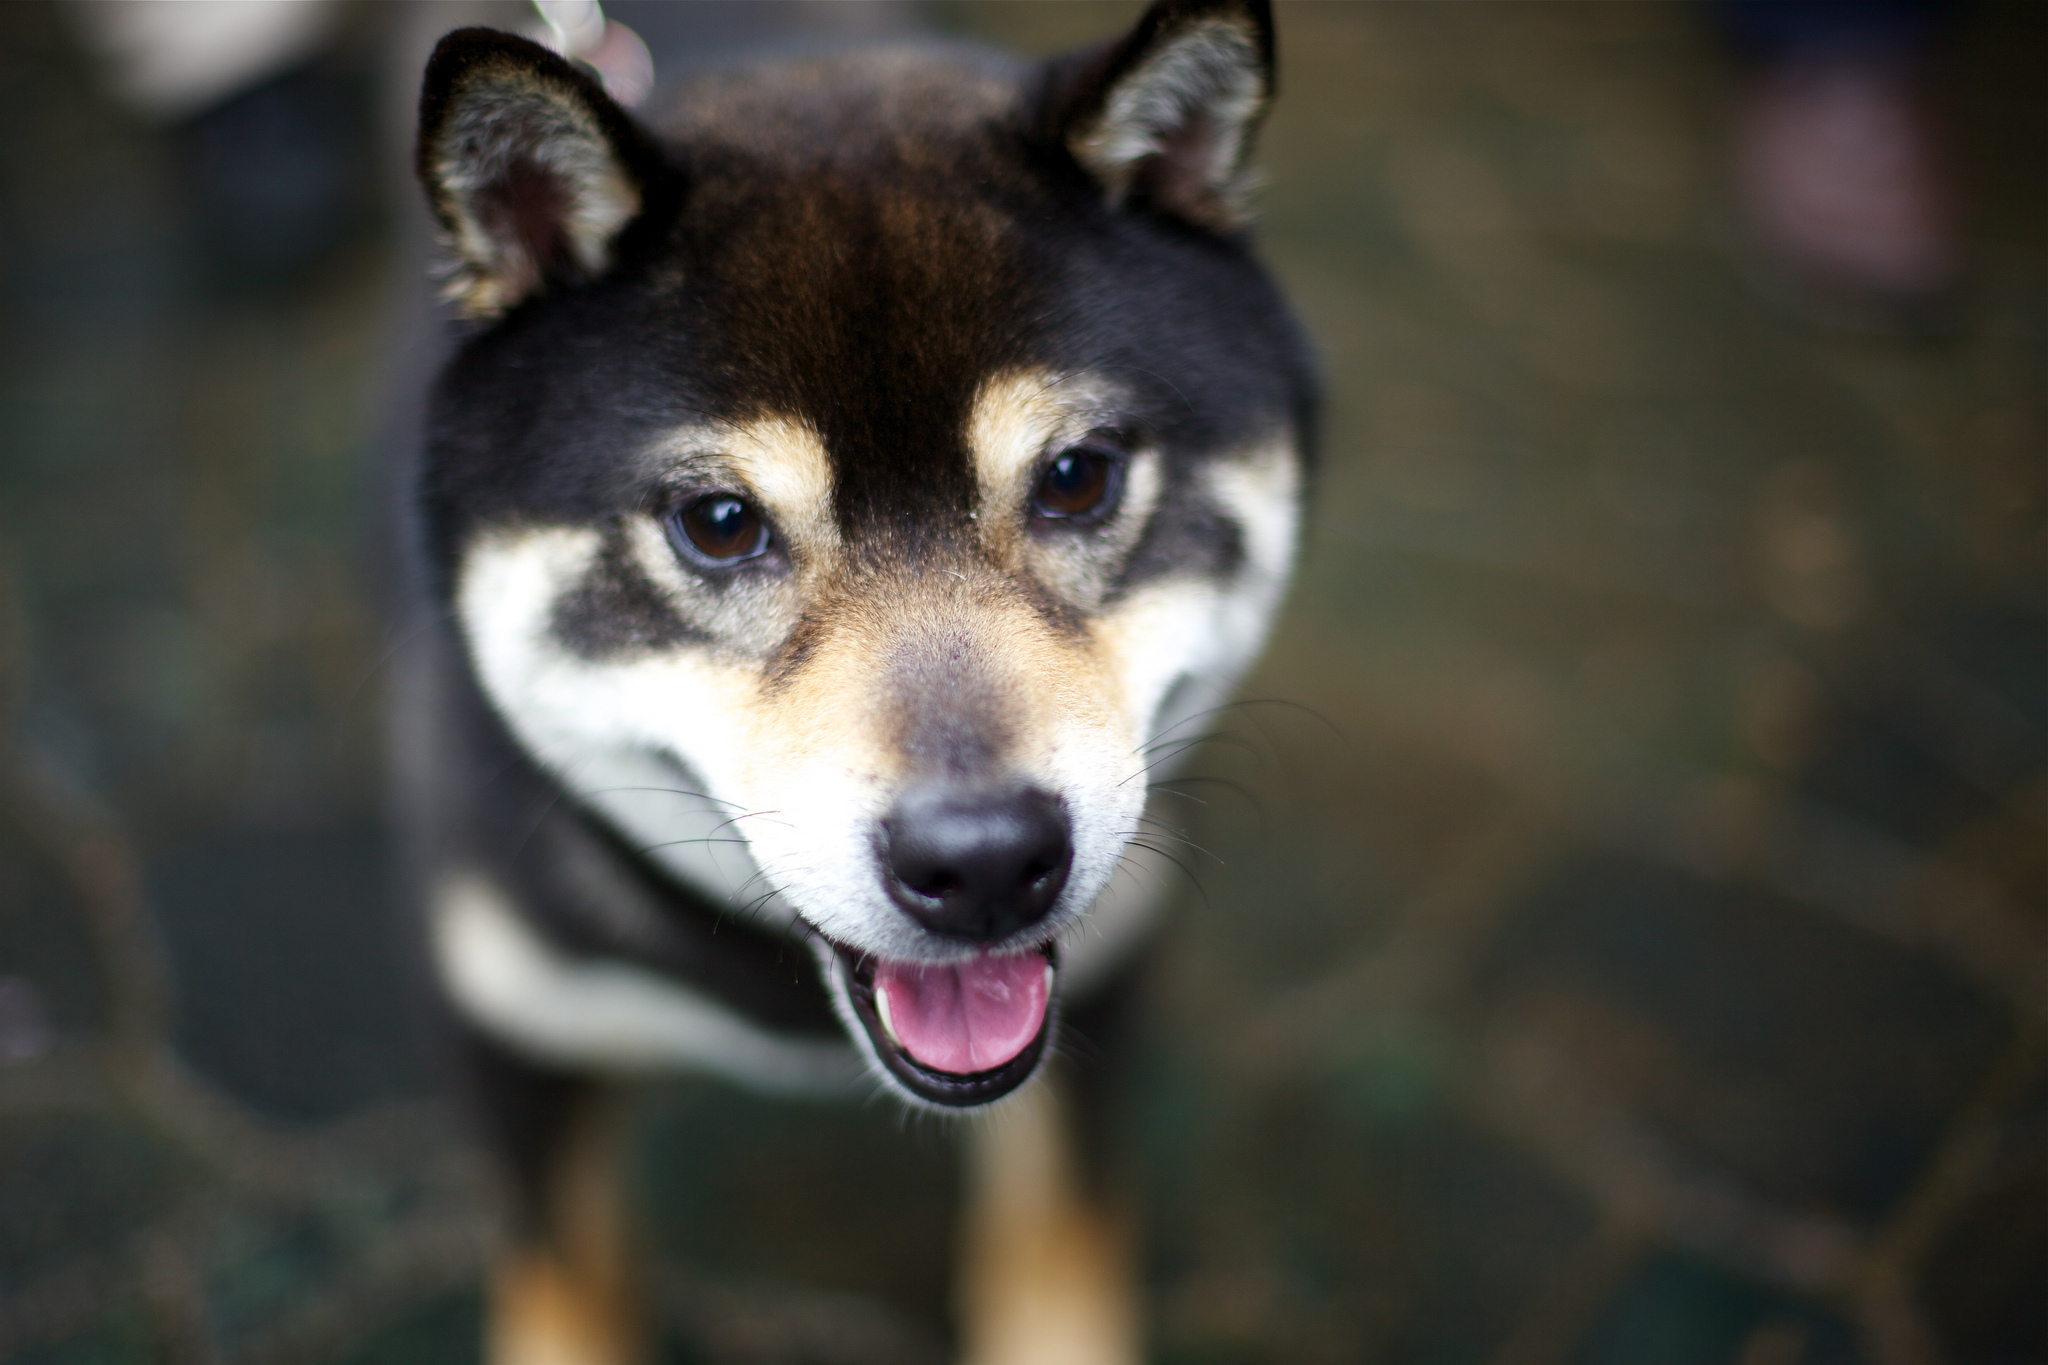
[419,31,1316,589]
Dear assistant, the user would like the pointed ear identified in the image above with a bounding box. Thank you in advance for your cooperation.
[1047,0,1275,232]
[415,28,666,317]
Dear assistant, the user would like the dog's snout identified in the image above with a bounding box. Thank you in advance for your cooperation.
[883,784,1072,942]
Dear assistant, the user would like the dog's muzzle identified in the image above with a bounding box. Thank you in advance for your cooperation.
[824,779,1073,1105]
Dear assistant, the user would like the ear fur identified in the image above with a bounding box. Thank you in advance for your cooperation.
[416,28,666,317]
[1048,0,1275,232]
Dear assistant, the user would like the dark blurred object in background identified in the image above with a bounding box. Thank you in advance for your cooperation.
[1712,0,1960,328]
[63,0,379,292]
[168,58,378,293]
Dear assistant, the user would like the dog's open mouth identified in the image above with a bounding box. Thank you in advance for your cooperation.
[832,941,1057,1106]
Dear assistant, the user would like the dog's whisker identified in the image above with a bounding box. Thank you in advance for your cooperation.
[574,785,750,810]
[1134,699,1255,753]
[1148,775,1268,831]
[1114,824,1223,866]
[704,809,791,839]
[1136,696,1346,755]
[1117,731,1266,787]
[632,837,754,855]
[1134,732,1214,759]
[1123,839,1211,906]
[1129,818,1224,863]
[1110,851,1175,903]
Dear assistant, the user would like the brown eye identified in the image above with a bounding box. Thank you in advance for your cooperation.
[1031,443,1122,521]
[671,494,769,565]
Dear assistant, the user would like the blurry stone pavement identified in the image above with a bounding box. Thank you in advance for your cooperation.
[0,2,2040,1363]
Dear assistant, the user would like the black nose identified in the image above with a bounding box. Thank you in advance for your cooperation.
[883,783,1072,942]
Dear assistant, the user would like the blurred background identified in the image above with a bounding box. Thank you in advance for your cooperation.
[0,2,2041,1362]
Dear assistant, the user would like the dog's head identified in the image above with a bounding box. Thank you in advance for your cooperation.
[417,0,1314,1107]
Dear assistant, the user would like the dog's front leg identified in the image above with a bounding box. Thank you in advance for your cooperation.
[463,1034,645,1365]
[959,1074,1141,1365]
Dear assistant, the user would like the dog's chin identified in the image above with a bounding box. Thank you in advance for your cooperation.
[822,937,1058,1108]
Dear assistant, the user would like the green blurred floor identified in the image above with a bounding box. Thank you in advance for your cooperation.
[1,3,2042,1363]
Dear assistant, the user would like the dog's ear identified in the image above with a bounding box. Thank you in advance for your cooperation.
[416,28,667,317]
[1046,0,1275,232]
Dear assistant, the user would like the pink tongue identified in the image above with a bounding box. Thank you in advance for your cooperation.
[874,953,1050,1075]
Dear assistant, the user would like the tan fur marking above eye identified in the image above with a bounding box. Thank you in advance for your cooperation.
[647,417,839,577]
[968,369,1165,612]
[719,415,840,568]
[968,371,1062,550]
[967,369,1130,558]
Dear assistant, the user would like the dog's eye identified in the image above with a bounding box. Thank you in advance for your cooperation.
[1031,442,1122,521]
[670,494,769,565]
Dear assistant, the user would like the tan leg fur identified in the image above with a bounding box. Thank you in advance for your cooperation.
[489,1097,645,1365]
[959,1079,1141,1365]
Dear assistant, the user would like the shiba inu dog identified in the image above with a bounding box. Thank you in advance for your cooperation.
[397,2,1316,1360]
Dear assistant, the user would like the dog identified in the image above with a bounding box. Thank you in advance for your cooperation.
[396,2,1316,1360]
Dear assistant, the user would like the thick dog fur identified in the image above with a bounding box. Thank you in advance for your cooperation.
[399,3,1315,1360]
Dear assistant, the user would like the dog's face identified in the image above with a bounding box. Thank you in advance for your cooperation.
[417,0,1314,1107]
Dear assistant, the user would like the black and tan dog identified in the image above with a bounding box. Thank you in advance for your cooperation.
[397,2,1316,1359]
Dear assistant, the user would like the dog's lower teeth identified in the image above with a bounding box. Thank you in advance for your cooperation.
[874,979,902,1048]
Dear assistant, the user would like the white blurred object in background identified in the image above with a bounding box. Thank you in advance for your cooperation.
[529,0,653,107]
[63,0,343,120]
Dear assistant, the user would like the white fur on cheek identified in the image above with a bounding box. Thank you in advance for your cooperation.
[457,527,795,923]
[1201,439,1301,684]
[1101,440,1299,757]
[722,743,910,959]
[458,528,923,951]
[1014,668,1150,972]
